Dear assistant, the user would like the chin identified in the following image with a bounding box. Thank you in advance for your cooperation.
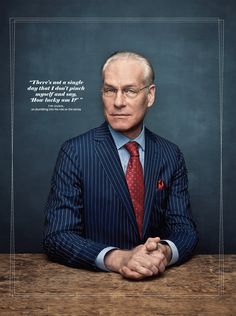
[106,116,142,137]
[109,121,130,132]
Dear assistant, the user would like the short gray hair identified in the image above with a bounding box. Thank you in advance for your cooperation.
[102,51,155,85]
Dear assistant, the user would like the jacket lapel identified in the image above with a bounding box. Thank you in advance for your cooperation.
[142,128,162,239]
[94,122,139,236]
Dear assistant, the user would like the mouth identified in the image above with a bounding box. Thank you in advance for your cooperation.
[110,114,130,117]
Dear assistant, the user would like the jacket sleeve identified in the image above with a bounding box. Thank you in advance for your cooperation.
[162,149,199,264]
[43,141,108,270]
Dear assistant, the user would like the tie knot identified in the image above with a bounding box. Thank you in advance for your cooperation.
[124,141,139,157]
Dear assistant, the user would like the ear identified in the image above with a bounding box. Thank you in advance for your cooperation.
[147,84,156,108]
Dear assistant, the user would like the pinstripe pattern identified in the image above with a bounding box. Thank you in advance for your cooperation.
[43,122,198,270]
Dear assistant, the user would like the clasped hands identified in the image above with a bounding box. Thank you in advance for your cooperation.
[104,237,171,280]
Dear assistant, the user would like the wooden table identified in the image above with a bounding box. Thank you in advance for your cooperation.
[0,254,235,315]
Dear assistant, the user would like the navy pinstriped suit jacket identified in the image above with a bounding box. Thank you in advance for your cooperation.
[43,122,198,270]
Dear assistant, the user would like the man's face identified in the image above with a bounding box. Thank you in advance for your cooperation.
[102,59,155,139]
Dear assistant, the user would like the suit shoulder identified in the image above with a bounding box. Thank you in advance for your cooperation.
[60,126,99,150]
[145,128,180,153]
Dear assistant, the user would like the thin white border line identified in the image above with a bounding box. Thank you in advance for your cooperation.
[218,19,224,296]
[10,292,222,298]
[9,17,16,297]
[9,17,222,23]
[9,17,224,298]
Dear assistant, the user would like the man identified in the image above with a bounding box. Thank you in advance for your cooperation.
[43,51,198,280]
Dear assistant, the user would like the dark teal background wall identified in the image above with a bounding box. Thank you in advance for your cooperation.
[1,0,235,254]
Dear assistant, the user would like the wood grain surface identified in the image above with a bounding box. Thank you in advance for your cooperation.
[0,254,235,315]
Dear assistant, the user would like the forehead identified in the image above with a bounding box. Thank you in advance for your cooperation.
[103,59,145,86]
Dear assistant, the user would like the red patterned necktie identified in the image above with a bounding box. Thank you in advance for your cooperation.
[124,141,144,238]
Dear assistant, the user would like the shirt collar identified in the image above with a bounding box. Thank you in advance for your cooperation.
[108,125,145,151]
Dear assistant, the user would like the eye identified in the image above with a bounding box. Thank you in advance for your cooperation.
[104,87,115,93]
[123,88,138,97]
[103,87,117,97]
[107,88,114,92]
[103,87,117,96]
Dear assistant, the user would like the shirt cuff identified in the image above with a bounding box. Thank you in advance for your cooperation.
[161,239,179,266]
[95,246,118,271]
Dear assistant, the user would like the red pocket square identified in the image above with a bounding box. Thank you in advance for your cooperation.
[157,179,165,190]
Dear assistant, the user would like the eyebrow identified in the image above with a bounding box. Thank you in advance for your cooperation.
[103,83,138,89]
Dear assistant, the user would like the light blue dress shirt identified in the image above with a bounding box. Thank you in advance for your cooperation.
[95,125,179,270]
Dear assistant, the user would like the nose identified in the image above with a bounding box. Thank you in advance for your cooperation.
[114,90,126,108]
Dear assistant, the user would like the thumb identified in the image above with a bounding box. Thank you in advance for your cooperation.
[145,237,161,252]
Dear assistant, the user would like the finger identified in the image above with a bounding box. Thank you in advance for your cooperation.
[145,241,157,252]
[162,257,168,267]
[148,252,167,270]
[133,264,154,277]
[151,253,168,267]
[158,261,166,273]
[127,254,160,274]
[155,244,170,266]
[119,266,146,280]
[145,237,160,252]
[145,237,160,246]
[149,264,159,275]
[149,250,166,261]
[127,259,154,277]
[156,243,168,255]
[132,255,164,276]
